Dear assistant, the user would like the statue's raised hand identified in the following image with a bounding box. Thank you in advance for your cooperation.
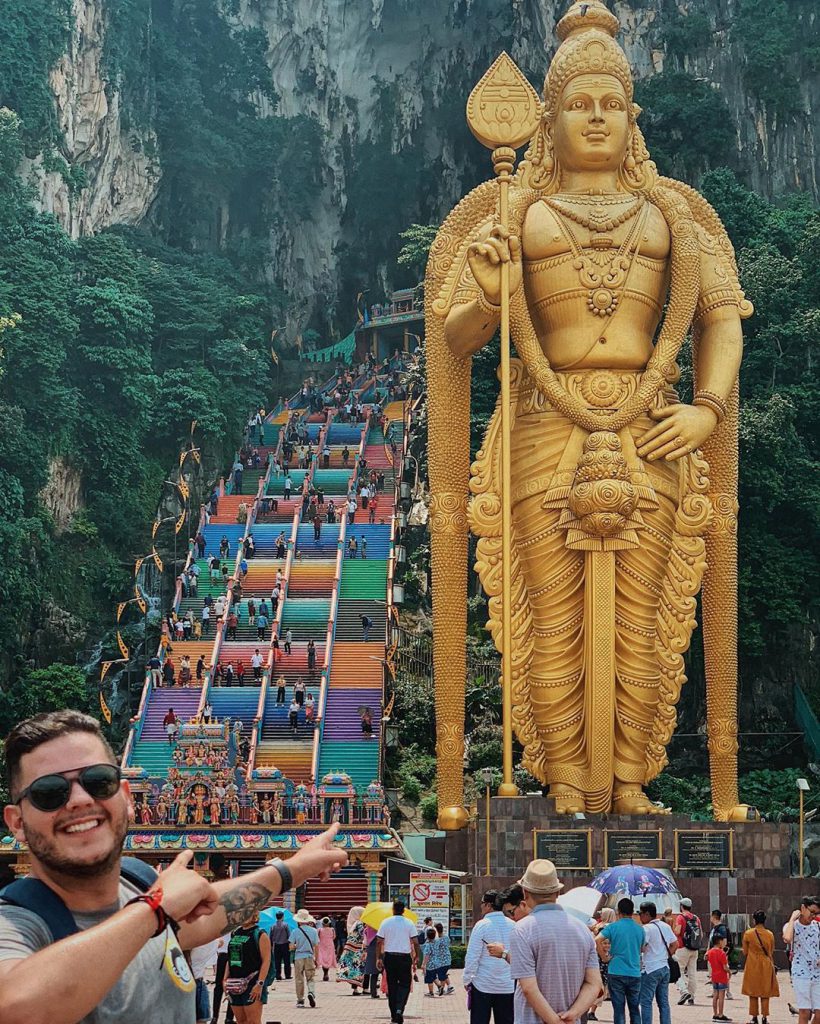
[467,225,522,306]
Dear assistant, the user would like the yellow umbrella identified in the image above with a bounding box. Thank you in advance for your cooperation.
[360,902,418,930]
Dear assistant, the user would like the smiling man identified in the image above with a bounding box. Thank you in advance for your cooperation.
[0,709,348,1024]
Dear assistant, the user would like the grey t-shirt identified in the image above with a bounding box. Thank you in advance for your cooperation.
[0,877,196,1024]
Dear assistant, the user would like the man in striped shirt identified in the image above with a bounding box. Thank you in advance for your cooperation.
[464,890,514,1024]
[509,860,601,1024]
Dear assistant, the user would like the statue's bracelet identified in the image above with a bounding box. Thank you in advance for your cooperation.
[476,290,501,318]
[693,390,727,423]
[270,857,293,892]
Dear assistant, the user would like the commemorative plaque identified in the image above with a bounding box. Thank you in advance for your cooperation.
[674,830,733,871]
[533,829,592,870]
[604,829,662,866]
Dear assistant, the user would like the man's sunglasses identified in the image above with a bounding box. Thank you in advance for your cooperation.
[14,763,122,812]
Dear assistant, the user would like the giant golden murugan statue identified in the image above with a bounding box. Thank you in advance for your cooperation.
[426,0,753,827]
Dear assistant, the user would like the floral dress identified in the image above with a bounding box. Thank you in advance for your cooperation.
[337,921,366,987]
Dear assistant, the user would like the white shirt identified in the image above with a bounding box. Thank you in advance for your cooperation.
[377,915,417,954]
[251,655,263,668]
[348,499,357,513]
[190,938,220,979]
[642,919,676,974]
[463,911,515,994]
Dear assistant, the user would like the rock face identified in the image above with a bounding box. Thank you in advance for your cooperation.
[40,455,84,532]
[26,0,820,309]
[23,0,160,238]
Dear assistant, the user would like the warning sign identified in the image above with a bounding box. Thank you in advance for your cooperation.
[410,871,450,932]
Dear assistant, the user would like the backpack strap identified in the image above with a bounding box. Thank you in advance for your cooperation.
[0,858,157,944]
[0,879,79,942]
[120,857,158,892]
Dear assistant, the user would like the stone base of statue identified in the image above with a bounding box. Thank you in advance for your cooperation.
[459,795,807,924]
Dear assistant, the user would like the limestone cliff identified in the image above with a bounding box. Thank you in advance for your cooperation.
[23,0,820,320]
[23,0,160,238]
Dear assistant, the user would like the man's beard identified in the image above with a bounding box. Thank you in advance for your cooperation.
[22,812,128,879]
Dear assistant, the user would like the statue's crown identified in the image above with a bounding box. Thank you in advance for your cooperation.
[544,0,634,114]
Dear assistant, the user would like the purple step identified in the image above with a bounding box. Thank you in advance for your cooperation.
[322,687,382,741]
[141,690,201,740]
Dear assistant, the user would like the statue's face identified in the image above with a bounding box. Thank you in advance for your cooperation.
[552,73,630,174]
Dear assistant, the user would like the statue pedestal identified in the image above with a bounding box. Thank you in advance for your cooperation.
[467,795,805,921]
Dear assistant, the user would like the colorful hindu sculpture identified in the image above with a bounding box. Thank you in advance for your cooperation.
[427,0,753,825]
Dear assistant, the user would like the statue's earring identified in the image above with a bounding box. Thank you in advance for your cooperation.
[543,130,555,175]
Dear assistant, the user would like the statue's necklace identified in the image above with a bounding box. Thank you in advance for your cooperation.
[548,194,642,233]
[543,197,647,318]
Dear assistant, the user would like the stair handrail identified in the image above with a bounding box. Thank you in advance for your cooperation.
[311,501,348,782]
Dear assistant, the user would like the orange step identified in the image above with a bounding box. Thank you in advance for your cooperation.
[328,643,384,687]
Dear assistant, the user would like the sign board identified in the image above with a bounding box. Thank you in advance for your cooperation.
[674,830,734,871]
[604,830,662,867]
[410,871,450,932]
[532,829,592,870]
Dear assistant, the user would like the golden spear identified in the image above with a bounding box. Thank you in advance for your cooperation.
[466,54,541,797]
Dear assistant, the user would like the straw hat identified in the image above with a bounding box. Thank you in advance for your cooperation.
[295,908,315,923]
[518,859,564,895]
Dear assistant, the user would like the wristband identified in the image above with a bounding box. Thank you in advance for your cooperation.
[125,887,172,938]
[476,290,501,319]
[270,857,293,893]
[693,390,727,423]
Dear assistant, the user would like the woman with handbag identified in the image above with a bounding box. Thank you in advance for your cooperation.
[741,911,780,1024]
[222,911,272,1024]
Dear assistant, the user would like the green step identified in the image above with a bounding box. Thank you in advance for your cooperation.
[267,469,307,496]
[281,599,331,627]
[339,561,388,600]
[318,741,380,790]
[312,470,350,493]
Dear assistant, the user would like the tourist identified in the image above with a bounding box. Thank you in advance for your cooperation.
[270,585,280,619]
[196,530,206,558]
[361,614,373,641]
[334,915,347,957]
[709,910,734,999]
[271,910,292,982]
[376,900,421,1024]
[369,496,378,524]
[674,897,703,1005]
[363,924,381,999]
[313,512,322,542]
[322,444,331,468]
[210,488,220,515]
[239,555,248,578]
[276,531,287,558]
[196,655,205,683]
[421,927,445,997]
[742,910,779,1024]
[289,699,300,736]
[706,933,731,1023]
[347,496,357,524]
[179,655,192,687]
[290,908,319,1009]
[163,656,176,687]
[639,900,677,1024]
[163,707,180,746]
[464,890,514,1023]
[220,536,230,559]
[203,699,213,723]
[361,535,367,560]
[508,859,601,1024]
[246,534,256,558]
[294,677,306,707]
[327,500,336,524]
[276,673,287,705]
[338,907,367,993]
[361,708,373,738]
[360,483,370,509]
[149,654,162,687]
[224,663,234,687]
[284,475,292,500]
[232,458,244,495]
[307,639,317,674]
[317,916,338,981]
[248,598,256,627]
[221,911,270,1024]
[284,629,293,655]
[251,648,263,682]
[191,936,220,1024]
[226,610,238,641]
[783,898,820,1024]
[597,897,644,1024]
[256,610,269,640]
[236,660,246,685]
[347,535,358,559]
[305,693,315,727]
[0,709,349,1022]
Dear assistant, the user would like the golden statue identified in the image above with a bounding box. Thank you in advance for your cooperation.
[426,0,753,827]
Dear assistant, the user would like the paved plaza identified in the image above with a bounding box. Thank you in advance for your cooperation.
[204,968,801,1024]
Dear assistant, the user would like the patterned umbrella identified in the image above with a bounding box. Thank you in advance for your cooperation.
[589,865,678,897]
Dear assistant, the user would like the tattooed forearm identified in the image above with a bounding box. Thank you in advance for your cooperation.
[219,882,274,929]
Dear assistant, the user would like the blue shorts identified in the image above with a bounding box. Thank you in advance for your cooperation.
[425,966,448,984]
[713,983,728,992]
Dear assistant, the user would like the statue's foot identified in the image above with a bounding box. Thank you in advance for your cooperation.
[722,804,759,822]
[613,786,670,816]
[550,784,586,815]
